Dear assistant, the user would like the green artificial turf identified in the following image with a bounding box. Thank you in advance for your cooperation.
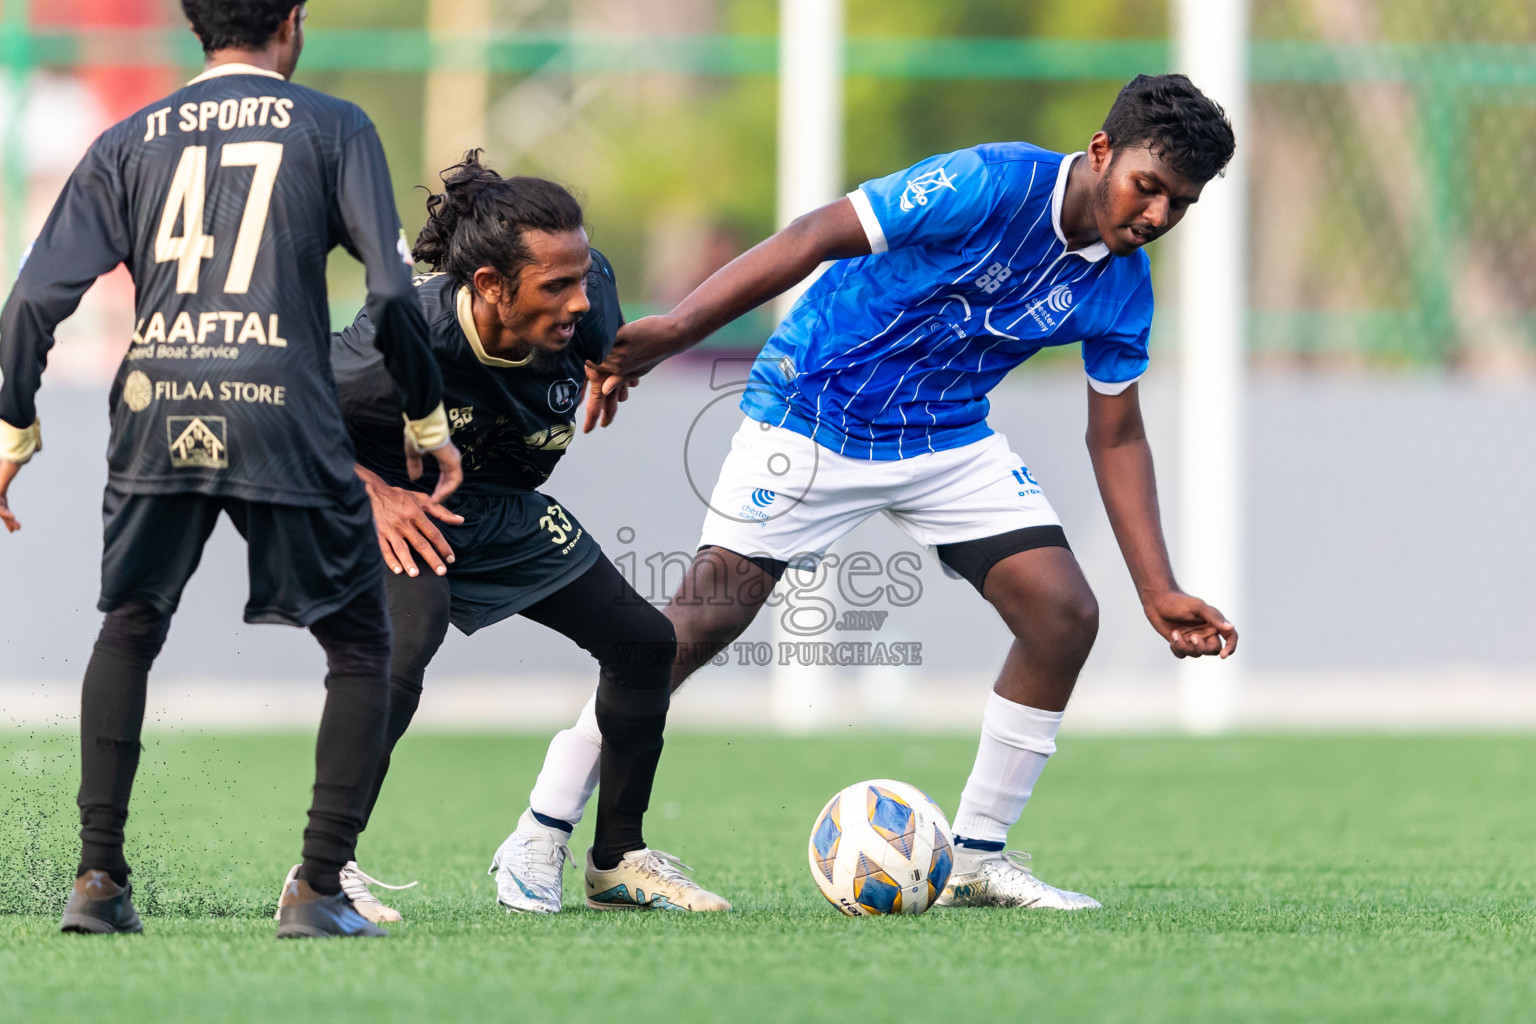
[2,729,1534,1022]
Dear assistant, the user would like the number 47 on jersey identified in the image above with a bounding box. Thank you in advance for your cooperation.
[155,142,283,295]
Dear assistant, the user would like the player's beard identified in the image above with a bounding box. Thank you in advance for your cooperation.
[1092,172,1117,236]
[500,337,564,371]
[522,345,563,372]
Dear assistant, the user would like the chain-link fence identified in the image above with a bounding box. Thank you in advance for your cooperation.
[1249,0,1536,369]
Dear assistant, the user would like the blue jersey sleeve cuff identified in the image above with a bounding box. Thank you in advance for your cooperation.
[1087,373,1141,396]
[847,188,888,255]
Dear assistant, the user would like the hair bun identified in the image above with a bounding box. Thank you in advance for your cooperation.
[412,152,585,289]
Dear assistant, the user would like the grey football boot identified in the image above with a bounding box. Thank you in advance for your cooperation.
[275,874,387,938]
[59,869,143,934]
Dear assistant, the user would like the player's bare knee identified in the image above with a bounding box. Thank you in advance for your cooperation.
[669,546,771,639]
[1030,579,1098,643]
[667,598,753,653]
[998,583,1098,656]
[1061,589,1100,648]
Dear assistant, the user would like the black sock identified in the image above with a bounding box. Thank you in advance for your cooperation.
[591,683,669,870]
[302,585,392,896]
[516,556,676,873]
[359,570,450,827]
[76,603,171,887]
[360,676,423,826]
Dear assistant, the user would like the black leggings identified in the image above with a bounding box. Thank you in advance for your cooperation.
[76,584,392,895]
[368,554,675,867]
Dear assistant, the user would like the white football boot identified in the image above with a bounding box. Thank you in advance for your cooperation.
[271,861,416,923]
[936,850,1101,910]
[584,848,731,912]
[338,862,416,923]
[488,809,571,914]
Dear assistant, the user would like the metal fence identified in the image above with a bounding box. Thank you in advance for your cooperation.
[3,12,1535,363]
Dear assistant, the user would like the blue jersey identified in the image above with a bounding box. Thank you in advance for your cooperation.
[740,143,1154,460]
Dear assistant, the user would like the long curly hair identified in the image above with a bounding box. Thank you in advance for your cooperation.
[412,150,585,289]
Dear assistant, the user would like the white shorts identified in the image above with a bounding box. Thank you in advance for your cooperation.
[697,418,1063,566]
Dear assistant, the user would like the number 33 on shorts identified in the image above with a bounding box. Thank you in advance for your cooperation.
[539,503,573,544]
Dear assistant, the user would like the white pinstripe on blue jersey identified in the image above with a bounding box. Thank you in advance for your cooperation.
[739,143,1154,460]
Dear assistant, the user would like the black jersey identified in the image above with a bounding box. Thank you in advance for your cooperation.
[0,63,442,506]
[333,250,621,497]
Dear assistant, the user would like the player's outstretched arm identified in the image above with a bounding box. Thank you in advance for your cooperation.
[592,197,872,399]
[1085,383,1237,659]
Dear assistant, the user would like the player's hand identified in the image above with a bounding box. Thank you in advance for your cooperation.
[424,439,463,505]
[1143,590,1237,659]
[597,315,685,396]
[0,459,21,532]
[582,362,639,433]
[363,474,464,578]
[403,430,464,505]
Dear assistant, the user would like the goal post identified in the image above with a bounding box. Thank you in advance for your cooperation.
[770,0,843,731]
[1173,0,1249,733]
[774,0,844,314]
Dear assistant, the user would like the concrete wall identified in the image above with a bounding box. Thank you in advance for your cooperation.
[3,363,1533,729]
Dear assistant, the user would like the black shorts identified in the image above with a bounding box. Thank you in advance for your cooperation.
[98,486,384,627]
[439,491,601,635]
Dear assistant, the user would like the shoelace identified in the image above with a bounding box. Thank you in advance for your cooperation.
[1001,850,1037,876]
[629,849,701,889]
[996,850,1096,904]
[340,863,418,903]
[492,834,570,878]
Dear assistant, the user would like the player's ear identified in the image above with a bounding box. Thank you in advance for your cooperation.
[472,266,505,307]
[1088,132,1113,173]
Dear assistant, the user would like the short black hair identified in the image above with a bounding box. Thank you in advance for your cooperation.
[413,150,585,289]
[1101,73,1235,182]
[181,0,302,54]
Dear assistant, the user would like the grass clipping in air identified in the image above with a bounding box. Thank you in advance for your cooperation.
[2,731,1535,1022]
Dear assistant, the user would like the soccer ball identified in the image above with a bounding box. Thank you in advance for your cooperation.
[807,778,954,917]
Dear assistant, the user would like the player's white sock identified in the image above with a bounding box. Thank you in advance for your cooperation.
[950,692,1063,868]
[527,693,602,828]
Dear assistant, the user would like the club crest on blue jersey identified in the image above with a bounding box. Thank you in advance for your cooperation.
[899,167,957,211]
[1022,283,1077,332]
